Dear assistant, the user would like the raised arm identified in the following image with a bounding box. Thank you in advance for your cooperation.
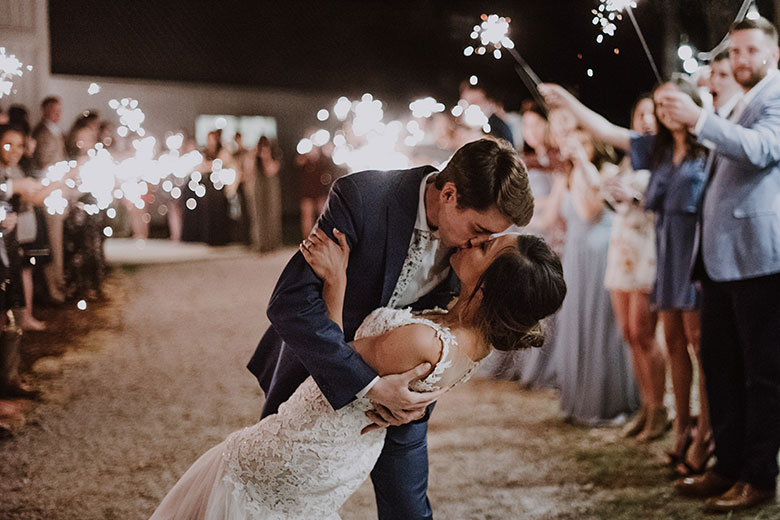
[266,176,377,410]
[656,88,780,169]
[300,226,349,330]
[540,83,632,151]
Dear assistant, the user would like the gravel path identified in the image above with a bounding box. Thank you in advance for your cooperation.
[2,250,776,519]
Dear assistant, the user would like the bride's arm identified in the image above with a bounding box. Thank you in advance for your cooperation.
[300,227,349,330]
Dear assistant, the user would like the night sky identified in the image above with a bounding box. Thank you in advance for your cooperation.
[49,0,769,125]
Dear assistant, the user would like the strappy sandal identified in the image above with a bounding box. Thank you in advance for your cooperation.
[664,425,693,467]
[676,435,715,477]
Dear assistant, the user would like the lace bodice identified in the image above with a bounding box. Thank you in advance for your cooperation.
[220,307,482,519]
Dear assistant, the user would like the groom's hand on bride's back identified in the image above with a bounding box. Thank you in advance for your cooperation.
[361,362,446,434]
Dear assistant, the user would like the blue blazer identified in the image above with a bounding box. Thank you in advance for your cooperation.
[694,73,780,282]
[247,166,458,414]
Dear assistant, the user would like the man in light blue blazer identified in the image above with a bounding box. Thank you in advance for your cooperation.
[659,16,780,513]
[248,138,534,519]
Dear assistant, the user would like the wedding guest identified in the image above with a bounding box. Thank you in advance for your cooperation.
[243,136,282,253]
[31,96,66,304]
[297,141,336,238]
[602,96,667,441]
[63,117,105,301]
[230,132,252,245]
[0,126,49,330]
[202,130,234,246]
[658,17,780,512]
[0,125,39,400]
[460,79,515,145]
[552,128,639,425]
[541,78,712,476]
[481,103,567,384]
[709,51,742,117]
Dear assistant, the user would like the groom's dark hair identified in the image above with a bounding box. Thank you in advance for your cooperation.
[435,137,534,226]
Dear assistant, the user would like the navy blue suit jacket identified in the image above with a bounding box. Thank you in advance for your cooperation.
[247,166,458,415]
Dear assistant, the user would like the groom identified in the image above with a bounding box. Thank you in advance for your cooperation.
[248,137,534,519]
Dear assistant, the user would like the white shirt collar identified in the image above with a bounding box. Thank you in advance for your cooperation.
[415,172,438,235]
[44,120,62,136]
[717,92,742,118]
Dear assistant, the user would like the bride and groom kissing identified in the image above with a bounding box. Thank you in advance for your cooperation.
[151,137,567,519]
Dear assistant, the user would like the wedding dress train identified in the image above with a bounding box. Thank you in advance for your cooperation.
[151,307,482,519]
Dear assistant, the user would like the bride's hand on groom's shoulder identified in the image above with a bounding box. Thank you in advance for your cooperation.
[300,227,350,284]
[361,363,446,434]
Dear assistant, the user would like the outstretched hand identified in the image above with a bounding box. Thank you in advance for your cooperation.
[655,90,702,128]
[538,83,576,109]
[361,361,446,434]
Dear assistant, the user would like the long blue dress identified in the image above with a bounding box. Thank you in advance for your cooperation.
[630,134,706,310]
[555,194,640,425]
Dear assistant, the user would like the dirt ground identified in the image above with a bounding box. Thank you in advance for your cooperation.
[1,250,778,519]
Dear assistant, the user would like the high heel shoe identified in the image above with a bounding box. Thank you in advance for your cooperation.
[676,434,715,477]
[621,406,647,438]
[636,406,670,442]
[664,424,693,467]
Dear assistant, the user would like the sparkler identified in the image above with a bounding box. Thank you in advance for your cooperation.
[464,14,547,112]
[592,1,662,83]
[0,47,32,98]
[697,0,754,61]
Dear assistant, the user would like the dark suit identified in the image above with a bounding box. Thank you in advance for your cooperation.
[248,166,457,519]
[692,72,780,490]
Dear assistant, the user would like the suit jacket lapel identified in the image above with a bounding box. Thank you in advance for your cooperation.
[380,165,437,305]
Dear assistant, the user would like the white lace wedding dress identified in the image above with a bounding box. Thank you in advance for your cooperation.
[150,307,483,520]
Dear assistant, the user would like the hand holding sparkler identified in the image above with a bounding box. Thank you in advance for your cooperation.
[655,89,701,128]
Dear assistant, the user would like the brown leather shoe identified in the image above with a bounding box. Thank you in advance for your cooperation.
[703,482,776,513]
[674,470,735,498]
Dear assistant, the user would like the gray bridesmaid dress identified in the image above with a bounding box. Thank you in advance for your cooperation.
[555,195,640,425]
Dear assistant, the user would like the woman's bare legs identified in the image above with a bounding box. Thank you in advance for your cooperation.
[678,310,713,473]
[21,267,45,331]
[661,310,694,458]
[612,290,666,437]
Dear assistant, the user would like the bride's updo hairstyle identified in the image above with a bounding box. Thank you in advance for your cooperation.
[473,234,566,351]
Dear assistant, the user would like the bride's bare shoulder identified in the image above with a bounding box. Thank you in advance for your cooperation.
[361,323,444,377]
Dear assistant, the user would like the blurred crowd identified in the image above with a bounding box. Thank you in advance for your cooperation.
[479,16,780,514]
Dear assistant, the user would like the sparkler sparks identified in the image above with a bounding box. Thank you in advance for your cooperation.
[464,14,515,60]
[592,0,636,43]
[0,48,30,98]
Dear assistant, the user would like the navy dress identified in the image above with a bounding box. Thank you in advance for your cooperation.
[630,134,707,311]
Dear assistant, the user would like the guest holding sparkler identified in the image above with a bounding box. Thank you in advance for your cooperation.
[62,116,106,301]
[0,124,51,331]
[541,78,711,475]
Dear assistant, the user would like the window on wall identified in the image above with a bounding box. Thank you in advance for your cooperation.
[195,115,277,148]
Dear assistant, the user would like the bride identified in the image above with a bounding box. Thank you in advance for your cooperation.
[151,229,566,519]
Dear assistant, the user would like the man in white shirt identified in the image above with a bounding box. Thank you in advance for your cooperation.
[709,50,743,118]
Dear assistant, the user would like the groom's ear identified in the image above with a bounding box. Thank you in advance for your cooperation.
[440,182,458,203]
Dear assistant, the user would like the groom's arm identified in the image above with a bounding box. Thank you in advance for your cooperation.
[266,176,377,410]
